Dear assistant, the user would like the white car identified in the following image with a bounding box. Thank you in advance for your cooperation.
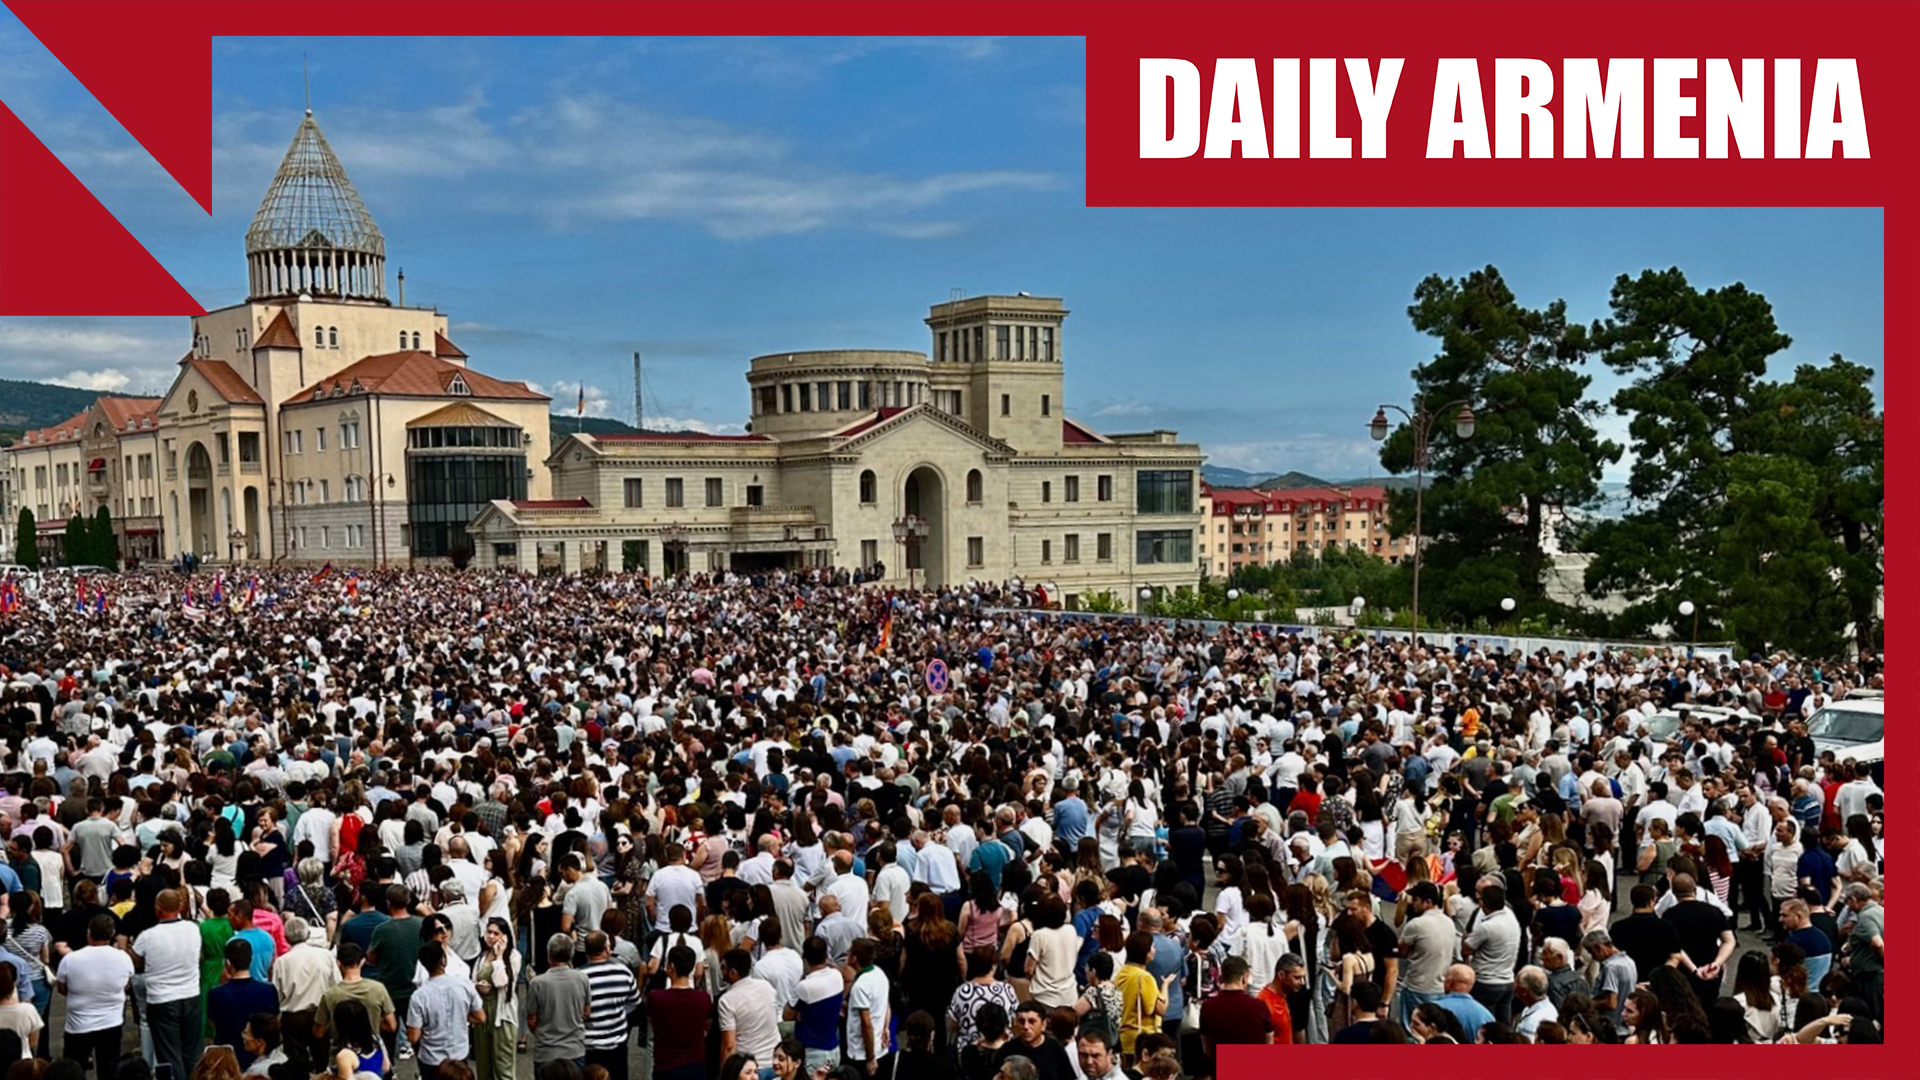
[1639,704,1757,743]
[1806,699,1884,782]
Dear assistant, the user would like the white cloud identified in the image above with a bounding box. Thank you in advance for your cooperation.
[528,379,612,418]
[1204,433,1386,480]
[214,90,1056,242]
[646,415,748,436]
[48,368,134,392]
[1091,399,1154,419]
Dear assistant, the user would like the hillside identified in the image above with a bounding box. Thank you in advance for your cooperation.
[0,378,129,444]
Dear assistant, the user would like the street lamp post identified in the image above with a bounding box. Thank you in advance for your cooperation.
[1139,586,1153,613]
[891,514,930,591]
[1369,397,1477,642]
[1679,599,1698,656]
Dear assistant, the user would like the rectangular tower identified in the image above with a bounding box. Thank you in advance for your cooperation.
[924,294,1067,454]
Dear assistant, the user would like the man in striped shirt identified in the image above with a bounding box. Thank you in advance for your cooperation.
[580,932,639,1080]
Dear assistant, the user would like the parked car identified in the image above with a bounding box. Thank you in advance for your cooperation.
[1639,704,1757,743]
[1805,698,1884,786]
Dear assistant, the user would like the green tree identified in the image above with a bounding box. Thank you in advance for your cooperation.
[14,508,37,569]
[1582,268,1882,655]
[1080,589,1127,614]
[1377,266,1620,627]
[62,513,87,566]
[91,505,117,569]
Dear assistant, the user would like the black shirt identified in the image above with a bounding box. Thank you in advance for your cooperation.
[1362,918,1399,985]
[1662,899,1730,969]
[996,1036,1075,1080]
[1610,911,1683,980]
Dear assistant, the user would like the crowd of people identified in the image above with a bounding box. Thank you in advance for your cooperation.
[0,564,1888,1080]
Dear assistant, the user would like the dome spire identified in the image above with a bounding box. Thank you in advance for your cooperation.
[244,107,388,304]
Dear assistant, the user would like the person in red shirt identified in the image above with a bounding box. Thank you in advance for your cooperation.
[1255,953,1308,1044]
[1200,956,1273,1065]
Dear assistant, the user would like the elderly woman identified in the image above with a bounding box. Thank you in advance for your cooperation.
[285,857,338,941]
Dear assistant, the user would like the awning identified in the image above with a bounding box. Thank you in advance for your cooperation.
[87,458,106,471]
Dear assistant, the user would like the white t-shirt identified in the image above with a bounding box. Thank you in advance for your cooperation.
[56,945,135,1033]
[133,920,203,1003]
[646,864,703,926]
[717,976,780,1062]
[845,968,891,1061]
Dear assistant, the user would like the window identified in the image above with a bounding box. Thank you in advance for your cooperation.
[316,427,327,452]
[447,374,470,395]
[316,326,326,348]
[1001,394,1011,417]
[1065,533,1080,562]
[859,470,877,504]
[1041,394,1051,416]
[1098,475,1113,502]
[782,384,794,413]
[935,389,963,415]
[1041,538,1052,563]
[858,382,871,409]
[1136,470,1194,514]
[1041,327,1055,362]
[328,326,339,348]
[665,478,685,508]
[340,420,362,449]
[319,526,330,549]
[996,325,1012,359]
[238,432,261,464]
[973,326,985,361]
[861,539,878,567]
[1042,480,1052,503]
[705,478,724,507]
[966,469,983,502]
[1065,475,1080,502]
[399,331,409,350]
[286,430,303,454]
[837,381,852,410]
[319,479,330,503]
[296,526,307,548]
[816,382,831,412]
[624,478,643,508]
[1136,529,1194,564]
[798,383,811,412]
[745,484,764,507]
[1097,532,1113,561]
[756,386,778,416]
[967,536,984,567]
[412,332,422,350]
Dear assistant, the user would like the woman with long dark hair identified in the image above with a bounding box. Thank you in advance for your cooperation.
[902,891,964,1049]
[472,917,519,1080]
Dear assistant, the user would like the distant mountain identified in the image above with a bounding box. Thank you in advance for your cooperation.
[1200,465,1280,488]
[1254,470,1335,490]
[0,378,131,443]
[547,415,640,436]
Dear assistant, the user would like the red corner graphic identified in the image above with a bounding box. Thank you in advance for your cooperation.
[6,0,211,214]
[0,102,206,315]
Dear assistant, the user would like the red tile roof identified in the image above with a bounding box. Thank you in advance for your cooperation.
[16,408,91,446]
[833,407,907,439]
[286,351,547,405]
[593,430,770,443]
[511,498,593,510]
[1062,418,1105,444]
[254,309,302,350]
[97,397,162,430]
[433,332,467,359]
[184,359,265,405]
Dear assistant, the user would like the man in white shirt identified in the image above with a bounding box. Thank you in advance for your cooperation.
[57,913,134,1079]
[645,843,703,927]
[717,948,780,1067]
[844,938,892,1074]
[870,843,911,924]
[135,889,207,1080]
[271,917,340,1066]
[750,920,804,1011]
[738,835,779,887]
[822,850,871,935]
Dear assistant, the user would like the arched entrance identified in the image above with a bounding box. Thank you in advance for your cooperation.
[902,465,947,588]
[186,442,213,556]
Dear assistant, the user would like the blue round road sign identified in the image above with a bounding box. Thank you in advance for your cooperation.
[926,658,949,693]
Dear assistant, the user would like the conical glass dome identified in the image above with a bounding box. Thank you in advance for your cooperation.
[245,111,389,304]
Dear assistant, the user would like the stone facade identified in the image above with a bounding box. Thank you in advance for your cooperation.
[474,296,1206,609]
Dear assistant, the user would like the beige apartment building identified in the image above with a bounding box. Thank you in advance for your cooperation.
[7,397,164,564]
[1200,483,1410,578]
[473,295,1207,608]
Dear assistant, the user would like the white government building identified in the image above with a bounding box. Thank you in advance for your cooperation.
[8,108,1207,606]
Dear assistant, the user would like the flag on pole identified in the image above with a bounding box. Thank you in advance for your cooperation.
[211,573,225,605]
[576,384,586,417]
[1,577,17,614]
[245,575,259,607]
[347,570,360,600]
[876,611,893,655]
[74,575,88,613]
[95,583,107,614]
[311,561,334,584]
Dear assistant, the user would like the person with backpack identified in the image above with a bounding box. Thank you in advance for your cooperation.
[1071,953,1121,1050]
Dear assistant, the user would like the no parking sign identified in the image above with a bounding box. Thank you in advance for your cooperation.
[926,658,949,693]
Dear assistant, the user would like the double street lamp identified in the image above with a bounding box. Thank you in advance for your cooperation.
[1369,398,1477,640]
[892,514,930,591]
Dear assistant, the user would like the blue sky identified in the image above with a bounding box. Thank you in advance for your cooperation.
[0,28,1885,480]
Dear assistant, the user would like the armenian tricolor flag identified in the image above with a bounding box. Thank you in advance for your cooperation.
[876,611,893,655]
[245,575,259,607]
[346,570,360,599]
[210,573,225,605]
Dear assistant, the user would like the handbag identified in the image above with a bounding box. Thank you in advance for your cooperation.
[1179,953,1206,1034]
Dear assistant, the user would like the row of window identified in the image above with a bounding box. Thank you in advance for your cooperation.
[1217,538,1388,555]
[284,476,369,505]
[1037,532,1116,564]
[1220,518,1390,534]
[282,420,362,455]
[406,425,521,450]
[934,324,1056,363]
[293,523,368,550]
[623,477,750,509]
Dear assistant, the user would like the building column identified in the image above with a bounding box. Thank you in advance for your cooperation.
[560,539,581,575]
[517,537,539,573]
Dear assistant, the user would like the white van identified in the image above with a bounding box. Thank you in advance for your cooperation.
[1805,698,1884,785]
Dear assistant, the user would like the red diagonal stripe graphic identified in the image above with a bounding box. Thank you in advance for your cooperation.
[7,0,211,214]
[0,101,206,315]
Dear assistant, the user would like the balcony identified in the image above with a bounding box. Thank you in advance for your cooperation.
[240,461,263,475]
[728,504,815,526]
